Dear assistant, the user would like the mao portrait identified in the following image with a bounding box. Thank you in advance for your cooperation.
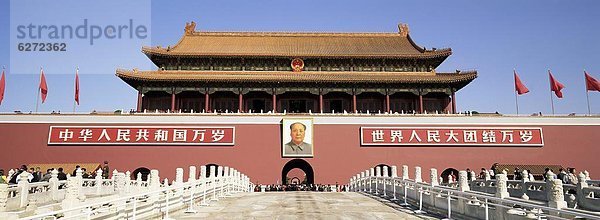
[282,119,313,157]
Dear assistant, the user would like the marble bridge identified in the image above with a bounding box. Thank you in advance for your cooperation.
[2,164,600,219]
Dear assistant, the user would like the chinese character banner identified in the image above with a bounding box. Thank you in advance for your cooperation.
[361,127,543,146]
[48,126,235,145]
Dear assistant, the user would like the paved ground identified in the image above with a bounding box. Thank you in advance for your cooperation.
[174,192,441,219]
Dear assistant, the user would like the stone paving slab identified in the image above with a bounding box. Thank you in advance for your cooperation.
[174,192,441,219]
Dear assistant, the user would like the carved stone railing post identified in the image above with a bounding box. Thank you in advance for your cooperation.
[112,169,119,193]
[382,166,389,197]
[76,168,83,182]
[17,171,30,208]
[495,174,509,199]
[375,166,381,195]
[229,168,236,194]
[188,166,197,183]
[415,166,422,183]
[61,176,81,217]
[520,170,530,200]
[458,171,469,191]
[391,166,398,178]
[175,168,184,186]
[494,174,509,220]
[114,172,126,196]
[217,166,224,198]
[355,174,360,192]
[95,169,103,195]
[49,169,59,201]
[75,168,86,201]
[148,169,160,204]
[363,170,368,192]
[124,171,131,194]
[173,168,184,200]
[547,179,567,209]
[223,167,230,196]
[369,167,375,193]
[0,183,8,212]
[200,166,208,206]
[430,168,439,186]
[360,171,365,192]
[484,170,491,181]
[234,170,240,192]
[234,170,239,192]
[149,170,160,189]
[576,172,588,207]
[469,170,476,181]
[210,166,217,201]
[457,171,469,213]
[402,165,409,180]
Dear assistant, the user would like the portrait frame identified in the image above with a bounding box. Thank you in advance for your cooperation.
[282,118,314,158]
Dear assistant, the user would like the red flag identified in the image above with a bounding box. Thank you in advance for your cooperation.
[514,70,529,95]
[548,71,565,98]
[39,69,48,103]
[0,68,5,105]
[75,68,80,105]
[585,71,600,92]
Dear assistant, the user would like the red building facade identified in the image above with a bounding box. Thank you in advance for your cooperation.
[1,115,599,185]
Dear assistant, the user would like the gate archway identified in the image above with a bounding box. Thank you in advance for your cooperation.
[281,159,314,185]
[132,167,151,181]
[441,168,459,184]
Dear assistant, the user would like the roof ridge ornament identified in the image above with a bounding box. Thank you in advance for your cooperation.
[398,23,409,37]
[185,21,197,36]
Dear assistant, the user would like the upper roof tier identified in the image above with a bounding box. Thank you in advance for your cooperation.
[142,22,452,59]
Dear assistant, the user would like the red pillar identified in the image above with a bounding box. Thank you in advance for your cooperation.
[452,91,457,114]
[319,92,324,113]
[385,94,390,113]
[352,93,357,113]
[171,92,176,112]
[272,92,277,113]
[418,94,423,114]
[238,92,243,112]
[204,91,210,113]
[136,90,143,112]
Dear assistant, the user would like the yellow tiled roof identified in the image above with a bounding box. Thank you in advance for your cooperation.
[142,31,451,58]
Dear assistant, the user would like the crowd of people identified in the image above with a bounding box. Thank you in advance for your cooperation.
[467,163,585,185]
[0,161,111,185]
[254,183,346,192]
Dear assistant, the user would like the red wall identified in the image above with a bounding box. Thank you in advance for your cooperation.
[1,122,599,184]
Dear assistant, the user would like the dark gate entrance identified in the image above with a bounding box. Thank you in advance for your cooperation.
[281,159,314,185]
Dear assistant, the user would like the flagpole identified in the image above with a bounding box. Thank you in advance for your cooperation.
[587,90,591,115]
[513,69,519,115]
[514,90,519,115]
[35,67,41,113]
[73,67,77,113]
[548,70,555,115]
[583,70,591,116]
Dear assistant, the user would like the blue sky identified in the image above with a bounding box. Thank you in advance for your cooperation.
[1,0,599,114]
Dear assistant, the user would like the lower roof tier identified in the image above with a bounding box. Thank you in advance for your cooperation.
[116,69,477,90]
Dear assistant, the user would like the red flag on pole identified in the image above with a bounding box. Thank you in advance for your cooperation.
[75,68,80,105]
[585,71,600,92]
[39,69,48,103]
[0,68,5,105]
[548,71,565,98]
[514,70,529,95]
